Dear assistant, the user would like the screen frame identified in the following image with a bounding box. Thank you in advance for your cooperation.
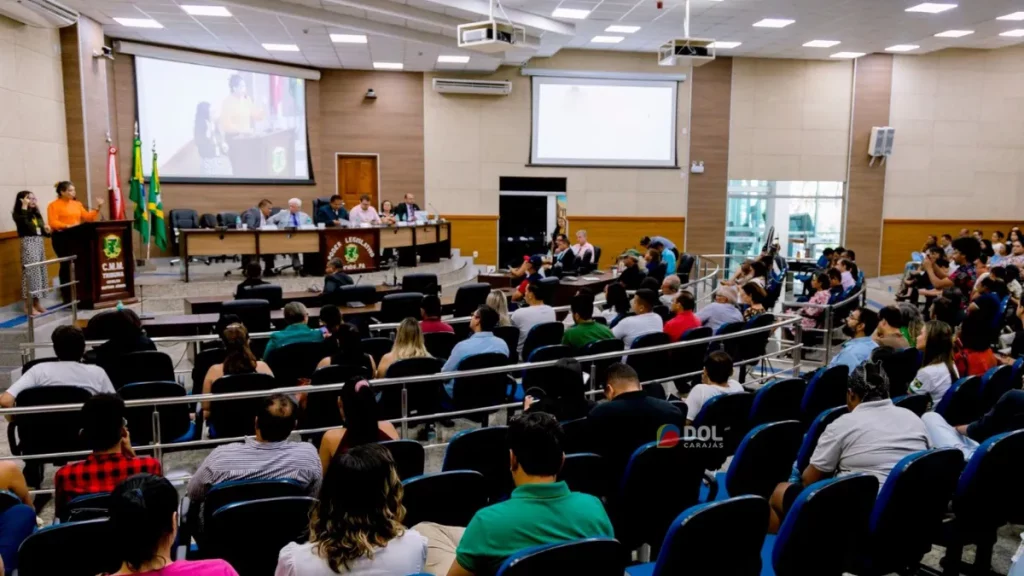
[132,54,316,186]
[529,76,679,169]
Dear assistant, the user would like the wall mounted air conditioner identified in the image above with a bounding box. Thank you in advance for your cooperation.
[432,78,512,96]
[0,0,77,28]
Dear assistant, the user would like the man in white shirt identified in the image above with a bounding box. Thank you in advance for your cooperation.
[684,351,745,424]
[611,288,663,349]
[266,198,312,272]
[571,230,596,271]
[660,275,681,307]
[511,282,556,357]
[349,194,382,225]
[1,325,114,407]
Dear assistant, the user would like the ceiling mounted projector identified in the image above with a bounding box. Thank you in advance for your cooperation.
[457,19,526,53]
[658,38,716,67]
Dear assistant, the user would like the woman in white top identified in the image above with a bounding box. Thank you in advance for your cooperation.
[486,290,512,327]
[277,444,427,576]
[684,351,745,424]
[909,320,958,406]
[376,318,430,377]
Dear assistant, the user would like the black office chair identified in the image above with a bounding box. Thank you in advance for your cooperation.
[442,426,513,502]
[362,337,394,366]
[557,453,609,500]
[800,365,850,426]
[106,350,175,391]
[380,439,426,481]
[492,325,520,361]
[169,208,206,266]
[311,196,331,224]
[691,392,755,471]
[674,326,712,393]
[380,357,445,421]
[580,338,625,391]
[538,276,560,301]
[593,246,602,269]
[378,292,424,323]
[238,284,283,309]
[199,213,219,229]
[676,253,695,284]
[7,386,90,487]
[119,381,197,446]
[424,331,458,359]
[206,497,315,576]
[748,378,807,427]
[60,492,112,523]
[83,310,123,341]
[191,347,226,391]
[329,284,378,307]
[498,538,625,576]
[18,518,118,576]
[208,373,278,438]
[452,352,513,426]
[402,273,439,296]
[520,322,564,363]
[264,341,328,387]
[301,366,371,446]
[454,283,492,317]
[402,471,488,528]
[626,332,673,400]
[218,211,240,228]
[221,299,271,334]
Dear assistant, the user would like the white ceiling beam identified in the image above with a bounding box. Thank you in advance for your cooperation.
[417,0,576,36]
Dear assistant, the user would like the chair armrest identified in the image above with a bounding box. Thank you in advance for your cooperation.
[6,421,19,457]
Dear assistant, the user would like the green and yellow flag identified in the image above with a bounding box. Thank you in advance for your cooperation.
[129,135,149,244]
[150,149,167,251]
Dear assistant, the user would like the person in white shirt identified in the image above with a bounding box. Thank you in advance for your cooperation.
[1,325,114,407]
[684,351,745,424]
[660,275,681,307]
[611,288,663,349]
[511,282,556,357]
[266,198,312,271]
[349,194,382,226]
[909,320,958,406]
[571,229,595,269]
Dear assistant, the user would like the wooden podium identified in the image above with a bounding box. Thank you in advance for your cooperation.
[53,220,136,309]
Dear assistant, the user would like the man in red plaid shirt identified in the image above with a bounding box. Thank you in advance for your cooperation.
[53,394,161,516]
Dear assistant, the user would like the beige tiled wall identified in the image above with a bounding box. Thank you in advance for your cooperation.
[884,47,1024,219]
[0,15,69,232]
[423,50,690,217]
[728,58,853,182]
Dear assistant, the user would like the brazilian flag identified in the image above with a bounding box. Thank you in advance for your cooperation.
[129,136,149,244]
[150,149,168,251]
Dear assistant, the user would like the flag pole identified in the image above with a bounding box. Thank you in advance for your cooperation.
[147,139,155,263]
[134,122,142,266]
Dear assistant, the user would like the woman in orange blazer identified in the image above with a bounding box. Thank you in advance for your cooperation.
[47,181,103,302]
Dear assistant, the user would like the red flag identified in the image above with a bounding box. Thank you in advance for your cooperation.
[107,145,125,220]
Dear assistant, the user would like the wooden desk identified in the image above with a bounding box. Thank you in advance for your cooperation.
[184,285,401,315]
[477,271,616,306]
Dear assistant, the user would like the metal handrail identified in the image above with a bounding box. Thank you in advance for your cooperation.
[22,254,78,361]
[23,255,77,268]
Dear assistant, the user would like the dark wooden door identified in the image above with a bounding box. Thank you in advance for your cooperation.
[337,155,378,210]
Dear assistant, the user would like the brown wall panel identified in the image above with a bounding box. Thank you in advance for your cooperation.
[846,54,892,278]
[570,217,685,269]
[59,25,85,199]
[880,219,1019,276]
[444,215,499,266]
[686,58,732,257]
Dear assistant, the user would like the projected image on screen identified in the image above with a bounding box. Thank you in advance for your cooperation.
[135,56,310,182]
[531,77,677,167]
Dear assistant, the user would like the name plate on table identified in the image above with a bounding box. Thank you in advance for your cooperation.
[322,228,380,273]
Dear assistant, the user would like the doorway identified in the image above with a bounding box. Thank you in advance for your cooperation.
[336,154,379,210]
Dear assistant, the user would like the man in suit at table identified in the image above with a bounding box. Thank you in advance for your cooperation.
[392,193,421,223]
[317,195,349,227]
[240,199,277,275]
[547,235,577,278]
[266,198,312,274]
[321,257,355,300]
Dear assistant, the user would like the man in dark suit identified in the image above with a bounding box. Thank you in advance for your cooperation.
[239,199,276,274]
[548,235,577,277]
[618,250,647,290]
[392,193,421,223]
[316,195,349,227]
[321,257,354,300]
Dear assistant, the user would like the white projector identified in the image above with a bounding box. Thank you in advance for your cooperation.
[458,19,526,53]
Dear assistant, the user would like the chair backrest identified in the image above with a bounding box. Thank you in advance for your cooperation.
[749,378,806,427]
[691,392,754,470]
[676,253,695,283]
[772,474,879,576]
[800,365,849,424]
[402,273,439,296]
[625,331,673,400]
[0,490,22,515]
[648,495,768,576]
[360,337,393,366]
[442,426,513,501]
[202,478,308,528]
[264,341,327,387]
[107,350,176,390]
[221,299,271,334]
[893,393,931,417]
[169,208,199,230]
[557,453,608,500]
[207,496,315,576]
[18,518,118,576]
[879,347,922,397]
[379,357,445,420]
[934,375,983,426]
[725,421,804,500]
[424,331,458,359]
[10,386,91,456]
[653,305,673,323]
[795,406,848,473]
[674,326,713,393]
[452,352,512,416]
[521,322,565,363]
[380,439,425,480]
[980,364,1014,414]
[83,310,123,340]
[61,492,112,523]
[454,283,492,317]
[402,471,488,527]
[218,211,240,228]
[952,428,1024,531]
[239,284,283,309]
[496,538,625,576]
[579,338,625,390]
[730,313,775,361]
[492,325,520,360]
[329,284,378,306]
[522,344,572,392]
[311,196,330,223]
[118,381,193,446]
[560,417,589,455]
[380,292,424,323]
[208,373,278,438]
[191,347,226,392]
[199,213,219,228]
[301,365,372,445]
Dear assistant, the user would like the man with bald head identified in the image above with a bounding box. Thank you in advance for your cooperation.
[393,192,421,223]
[267,198,312,272]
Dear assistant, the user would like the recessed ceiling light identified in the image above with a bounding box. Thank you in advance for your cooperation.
[552,8,590,19]
[373,62,403,70]
[934,29,973,37]
[113,17,163,28]
[885,44,920,51]
[997,12,1024,21]
[753,18,795,28]
[437,55,470,63]
[331,34,367,43]
[605,25,640,33]
[905,3,957,14]
[708,41,742,49]
[262,43,299,51]
[1000,29,1024,37]
[181,5,232,17]
[591,35,624,44]
[830,51,866,58]
[803,40,840,47]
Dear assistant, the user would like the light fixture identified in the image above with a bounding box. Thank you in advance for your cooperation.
[753,18,795,28]
[181,5,232,17]
[830,51,865,58]
[113,17,163,28]
[262,43,299,51]
[803,40,840,47]
[331,34,367,43]
[934,29,973,37]
[905,3,957,14]
[552,8,590,19]
[708,41,742,49]
[591,35,624,43]
[437,55,470,63]
[997,12,1024,21]
[1000,29,1024,37]
[373,62,403,70]
[605,25,640,33]
[885,44,920,51]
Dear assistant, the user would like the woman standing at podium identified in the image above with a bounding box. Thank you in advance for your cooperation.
[13,191,49,316]
[47,181,103,302]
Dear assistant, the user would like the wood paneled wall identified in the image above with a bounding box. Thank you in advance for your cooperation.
[444,215,498,266]
[570,217,685,268]
[881,219,1020,276]
[686,58,732,257]
[846,54,892,278]
[1,232,59,307]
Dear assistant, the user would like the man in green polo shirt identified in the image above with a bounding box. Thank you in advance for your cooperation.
[562,294,615,351]
[442,412,613,576]
[262,301,323,357]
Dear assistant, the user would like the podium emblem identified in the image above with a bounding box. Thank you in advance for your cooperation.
[102,234,122,259]
[344,243,360,263]
[272,146,286,174]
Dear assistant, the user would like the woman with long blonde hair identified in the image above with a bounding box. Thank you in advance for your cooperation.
[375,318,430,377]
[486,290,511,327]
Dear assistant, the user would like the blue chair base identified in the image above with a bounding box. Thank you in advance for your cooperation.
[760,534,777,576]
[625,563,655,576]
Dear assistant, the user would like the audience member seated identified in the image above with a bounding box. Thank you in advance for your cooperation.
[265,302,324,357]
[600,283,633,327]
[511,256,543,303]
[417,413,613,576]
[188,395,321,510]
[909,320,958,406]
[202,324,274,417]
[640,235,677,257]
[697,286,744,333]
[54,394,162,515]
[548,235,576,276]
[684,351,744,425]
[442,306,509,398]
[1001,238,1024,269]
[91,308,157,369]
[617,250,646,290]
[112,474,239,576]
[922,237,980,309]
[826,268,844,301]
[612,288,663,349]
[571,229,595,267]
[485,290,512,327]
[791,272,831,331]
[769,363,930,532]
[664,291,701,342]
[955,308,1004,376]
[318,305,344,339]
[873,305,910,349]
[562,294,615,350]
[523,358,594,422]
[639,276,661,293]
[322,258,355,298]
[511,283,555,356]
[660,274,681,307]
[916,257,951,302]
[318,323,377,374]
[393,193,422,223]
[816,247,834,269]
[650,240,676,275]
[379,200,398,226]
[317,194,350,227]
[319,380,400,471]
[280,444,427,576]
[828,307,880,374]
[377,318,432,377]
[924,389,1024,458]
[748,260,769,288]
[1,325,113,408]
[349,195,381,226]
[0,462,35,574]
[643,248,664,283]
[420,295,454,334]
[235,262,269,298]
[740,283,768,321]
[723,260,754,287]
[838,258,858,291]
[267,198,312,272]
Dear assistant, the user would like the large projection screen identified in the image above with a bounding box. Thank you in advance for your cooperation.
[530,76,678,167]
[135,56,311,183]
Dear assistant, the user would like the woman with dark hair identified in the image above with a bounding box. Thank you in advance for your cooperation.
[110,473,237,575]
[379,200,397,226]
[13,190,49,315]
[523,358,594,421]
[194,101,229,176]
[317,379,399,471]
[740,283,767,321]
[909,320,958,405]
[317,323,377,374]
[644,248,663,282]
[749,260,768,288]
[278,444,427,575]
[92,308,157,368]
[601,283,633,328]
[201,324,273,416]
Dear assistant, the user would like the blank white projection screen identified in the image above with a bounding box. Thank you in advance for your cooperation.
[531,77,677,167]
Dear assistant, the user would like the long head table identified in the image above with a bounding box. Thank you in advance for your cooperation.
[184,285,400,315]
[477,270,617,306]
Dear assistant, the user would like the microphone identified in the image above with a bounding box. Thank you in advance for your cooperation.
[428,203,443,222]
